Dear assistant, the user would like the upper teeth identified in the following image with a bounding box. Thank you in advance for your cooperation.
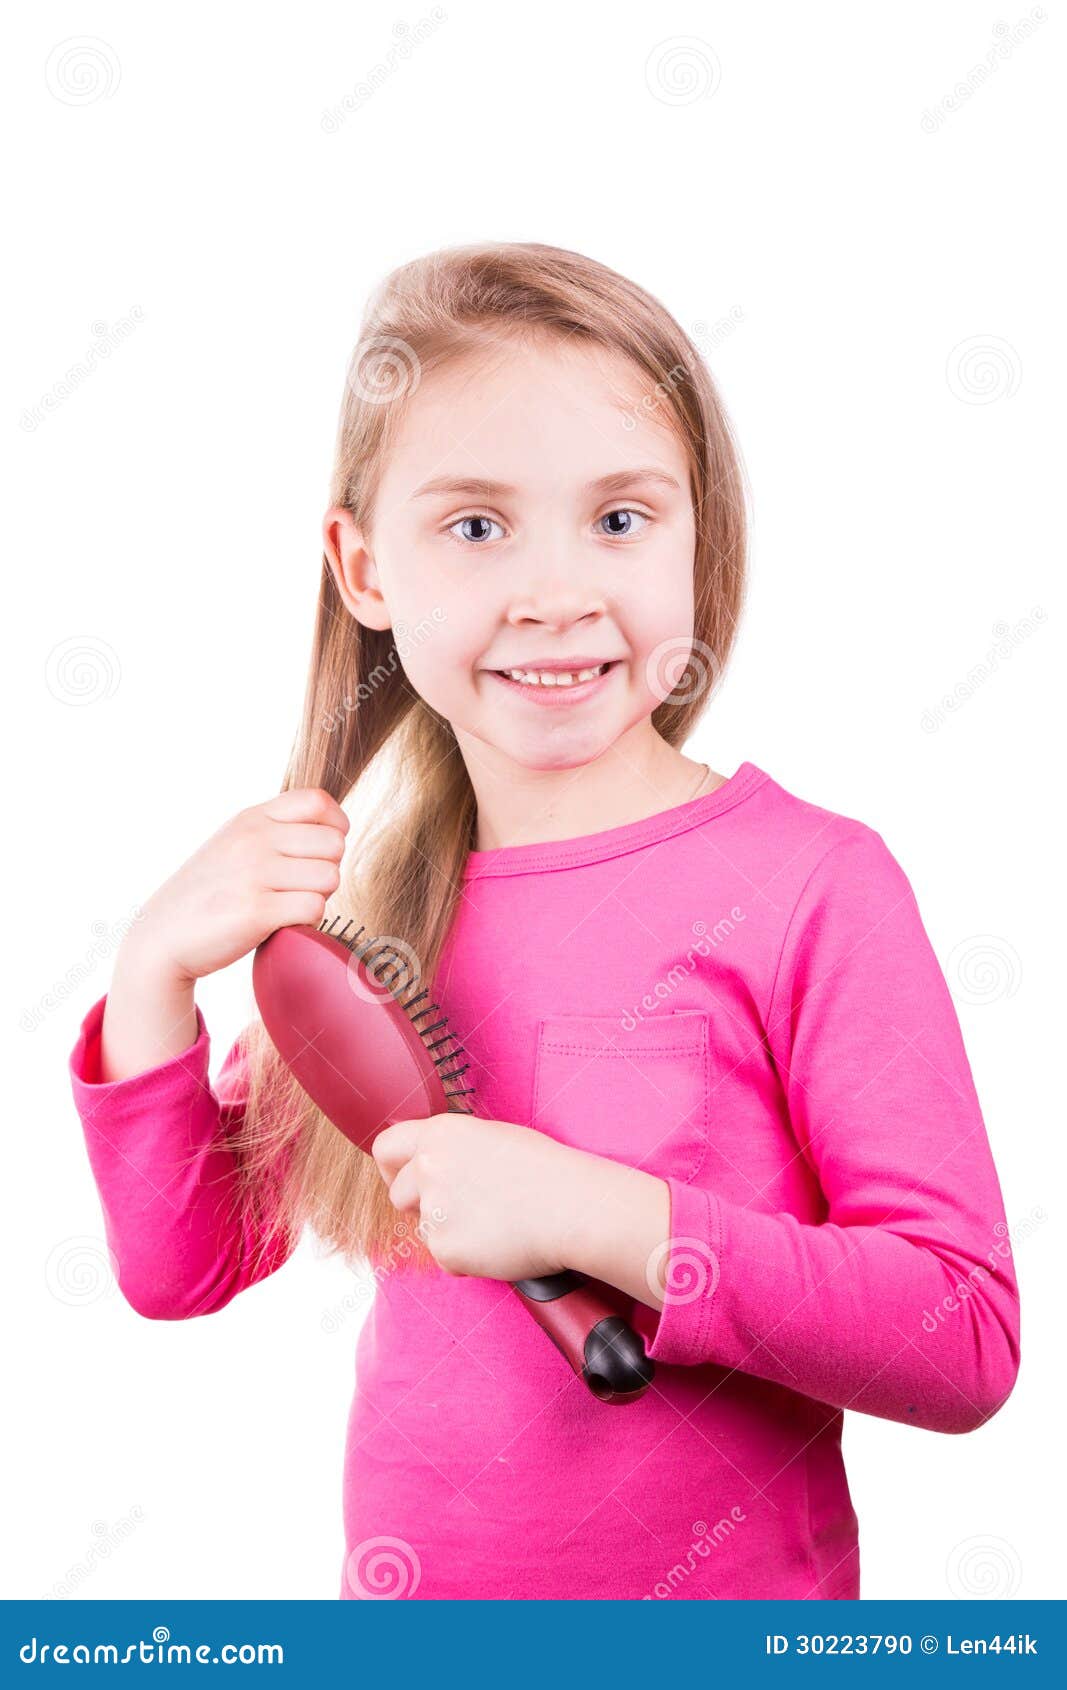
[504,664,607,687]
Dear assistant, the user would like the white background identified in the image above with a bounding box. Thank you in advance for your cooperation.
[4,1,1061,1601]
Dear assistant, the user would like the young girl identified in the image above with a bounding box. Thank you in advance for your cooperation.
[69,241,1020,1602]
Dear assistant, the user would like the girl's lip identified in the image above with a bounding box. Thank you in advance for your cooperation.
[485,660,620,706]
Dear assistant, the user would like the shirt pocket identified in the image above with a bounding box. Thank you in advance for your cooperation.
[531,1011,712,1183]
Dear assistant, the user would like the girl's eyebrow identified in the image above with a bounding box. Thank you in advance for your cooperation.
[411,467,682,501]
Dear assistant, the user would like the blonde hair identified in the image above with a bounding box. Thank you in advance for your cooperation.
[226,240,749,1279]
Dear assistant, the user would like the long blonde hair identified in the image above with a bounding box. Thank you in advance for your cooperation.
[226,241,749,1279]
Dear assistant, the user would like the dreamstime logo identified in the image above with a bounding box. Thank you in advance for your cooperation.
[946,934,1022,1006]
[946,335,1022,403]
[45,37,121,105]
[320,10,447,133]
[621,362,688,432]
[45,635,122,706]
[643,1510,746,1598]
[344,1535,422,1598]
[692,307,745,355]
[645,636,720,707]
[621,310,745,431]
[921,11,1046,132]
[21,909,144,1032]
[19,1627,284,1665]
[646,1235,720,1307]
[622,912,745,1029]
[319,1215,447,1332]
[20,307,145,431]
[645,37,722,106]
[919,607,1046,732]
[45,1508,147,1599]
[320,610,446,734]
[946,1533,1022,1597]
[920,1208,1045,1336]
[45,1236,119,1308]
[346,335,421,405]
[344,933,424,1006]
[320,1278,374,1334]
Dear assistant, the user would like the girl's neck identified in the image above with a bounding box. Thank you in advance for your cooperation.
[464,731,722,853]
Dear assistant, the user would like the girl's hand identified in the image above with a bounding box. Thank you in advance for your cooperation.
[371,1113,585,1281]
[120,786,350,987]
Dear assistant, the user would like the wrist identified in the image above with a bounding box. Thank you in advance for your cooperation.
[114,919,196,993]
[114,925,196,996]
[549,1144,671,1308]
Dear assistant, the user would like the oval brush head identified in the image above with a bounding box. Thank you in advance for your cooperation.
[252,916,475,1153]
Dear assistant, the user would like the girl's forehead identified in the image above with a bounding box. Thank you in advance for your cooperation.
[377,341,689,500]
[416,333,656,412]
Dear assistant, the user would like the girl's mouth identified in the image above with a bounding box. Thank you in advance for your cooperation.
[487,660,620,706]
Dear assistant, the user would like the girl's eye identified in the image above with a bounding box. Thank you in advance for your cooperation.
[445,508,650,544]
[598,508,649,538]
[447,514,506,545]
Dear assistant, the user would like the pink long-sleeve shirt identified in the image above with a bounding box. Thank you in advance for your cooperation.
[68,761,1020,1600]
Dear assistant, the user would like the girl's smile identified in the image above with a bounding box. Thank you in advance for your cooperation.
[483,656,622,707]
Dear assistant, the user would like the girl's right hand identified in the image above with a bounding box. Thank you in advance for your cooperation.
[123,787,351,987]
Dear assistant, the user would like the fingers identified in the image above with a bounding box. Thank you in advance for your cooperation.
[386,1161,421,1215]
[260,787,351,834]
[267,820,348,862]
[262,852,341,896]
[371,1120,421,1188]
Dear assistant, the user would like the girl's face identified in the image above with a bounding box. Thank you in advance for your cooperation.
[328,333,697,776]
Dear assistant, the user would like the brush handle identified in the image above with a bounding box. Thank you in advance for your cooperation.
[511,1272,654,1402]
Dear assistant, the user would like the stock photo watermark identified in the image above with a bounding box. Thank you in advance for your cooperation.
[945,335,1022,404]
[643,1509,747,1598]
[645,37,722,106]
[623,912,745,1029]
[346,334,422,405]
[45,1235,120,1308]
[945,934,1022,1007]
[321,608,446,733]
[45,37,121,106]
[620,309,745,432]
[921,10,1046,133]
[343,1535,422,1599]
[919,1209,1044,1336]
[45,1508,147,1599]
[321,11,447,134]
[919,607,1046,732]
[320,1213,446,1334]
[22,910,144,1032]
[945,1533,1023,1598]
[692,306,745,356]
[20,308,145,432]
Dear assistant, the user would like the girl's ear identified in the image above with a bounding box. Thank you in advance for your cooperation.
[322,505,392,631]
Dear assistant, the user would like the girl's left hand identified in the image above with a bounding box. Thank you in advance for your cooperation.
[371,1112,585,1280]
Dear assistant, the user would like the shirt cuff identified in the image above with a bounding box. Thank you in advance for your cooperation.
[69,991,210,1115]
[641,1174,724,1368]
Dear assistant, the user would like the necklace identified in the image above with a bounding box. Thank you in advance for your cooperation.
[688,762,711,800]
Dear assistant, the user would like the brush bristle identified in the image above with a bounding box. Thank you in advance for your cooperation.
[318,915,476,1112]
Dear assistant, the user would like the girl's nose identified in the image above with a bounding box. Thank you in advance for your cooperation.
[506,583,608,630]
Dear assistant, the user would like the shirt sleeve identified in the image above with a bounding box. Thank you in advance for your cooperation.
[642,827,1021,1434]
[69,992,300,1319]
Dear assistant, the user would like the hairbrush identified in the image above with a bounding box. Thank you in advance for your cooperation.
[252,915,654,1404]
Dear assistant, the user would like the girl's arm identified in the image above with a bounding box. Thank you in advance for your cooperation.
[563,826,1021,1436]
[69,974,299,1321]
[67,787,349,1319]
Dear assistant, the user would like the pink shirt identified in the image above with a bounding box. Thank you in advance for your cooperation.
[68,761,1020,1600]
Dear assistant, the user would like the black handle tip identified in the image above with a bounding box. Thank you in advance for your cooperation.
[583,1316,655,1402]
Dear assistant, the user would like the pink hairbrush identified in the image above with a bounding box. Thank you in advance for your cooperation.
[253,916,654,1403]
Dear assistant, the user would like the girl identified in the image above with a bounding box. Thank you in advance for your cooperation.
[69,241,1020,1602]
